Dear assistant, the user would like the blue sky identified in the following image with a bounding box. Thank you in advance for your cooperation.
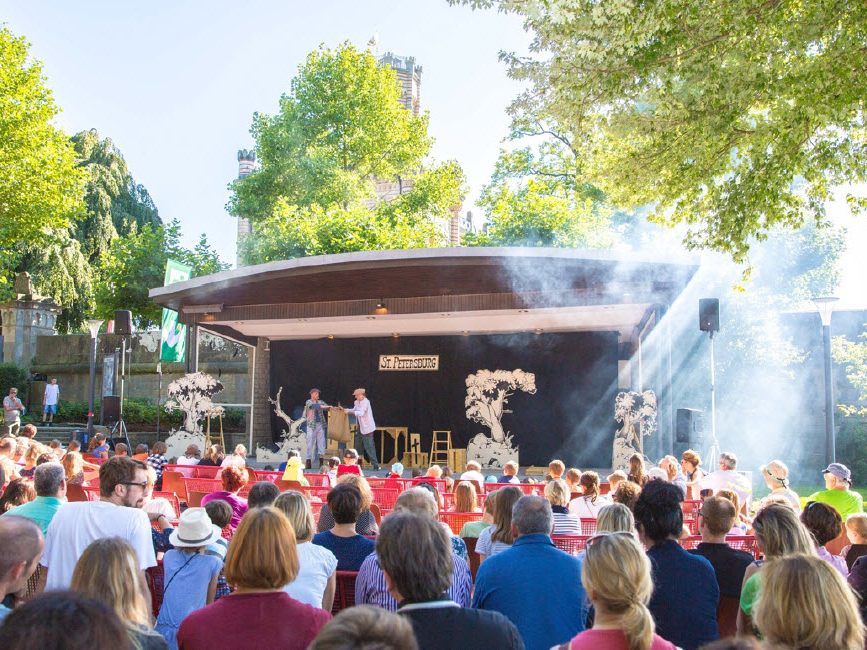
[3,1,531,263]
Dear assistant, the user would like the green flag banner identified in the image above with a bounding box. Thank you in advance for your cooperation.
[160,259,193,363]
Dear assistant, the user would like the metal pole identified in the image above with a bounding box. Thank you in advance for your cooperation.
[119,337,126,424]
[87,335,97,436]
[707,330,720,469]
[823,323,835,464]
[156,362,162,437]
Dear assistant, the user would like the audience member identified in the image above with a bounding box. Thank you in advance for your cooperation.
[147,441,169,482]
[688,496,753,598]
[451,480,480,513]
[569,470,609,518]
[356,488,472,611]
[754,553,864,650]
[88,432,110,459]
[275,491,337,610]
[633,479,719,649]
[62,450,86,485]
[317,474,378,535]
[497,460,521,484]
[737,503,815,636]
[325,456,340,486]
[48,438,63,459]
[424,464,443,480]
[220,443,247,468]
[197,444,224,466]
[473,496,586,650]
[700,452,751,510]
[476,486,523,561]
[848,555,867,624]
[658,455,686,496]
[545,478,580,534]
[113,442,128,457]
[606,469,627,492]
[459,488,495,538]
[0,478,35,513]
[203,499,232,599]
[17,423,37,446]
[337,448,363,476]
[176,444,201,466]
[0,590,133,649]
[627,453,647,487]
[132,443,150,461]
[2,462,65,533]
[200,466,248,529]
[800,500,847,575]
[460,460,485,486]
[0,515,44,622]
[596,502,635,534]
[386,461,404,479]
[564,467,582,493]
[143,465,177,524]
[716,489,749,534]
[376,512,522,649]
[177,507,330,649]
[843,512,867,571]
[155,508,224,648]
[309,605,419,650]
[3,387,23,437]
[42,456,156,592]
[71,537,168,650]
[806,462,864,519]
[758,459,800,511]
[563,532,677,650]
[312,483,376,570]
[548,459,565,481]
[247,481,281,509]
[612,479,641,511]
[19,441,42,478]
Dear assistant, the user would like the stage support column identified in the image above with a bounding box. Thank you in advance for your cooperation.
[250,337,272,452]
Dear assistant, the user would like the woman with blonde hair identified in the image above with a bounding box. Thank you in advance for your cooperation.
[62,450,86,485]
[754,553,864,650]
[717,489,748,534]
[177,507,331,649]
[596,502,635,534]
[71,537,168,649]
[317,473,378,535]
[681,449,704,499]
[476,486,523,561]
[545,478,581,534]
[197,444,224,467]
[451,480,481,513]
[561,533,676,649]
[274,491,337,611]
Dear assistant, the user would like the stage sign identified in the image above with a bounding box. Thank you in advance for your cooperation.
[379,354,440,371]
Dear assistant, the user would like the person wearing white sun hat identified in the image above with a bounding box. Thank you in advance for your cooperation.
[156,508,225,649]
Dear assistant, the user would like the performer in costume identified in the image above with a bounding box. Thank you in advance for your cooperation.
[343,388,380,470]
[304,388,331,469]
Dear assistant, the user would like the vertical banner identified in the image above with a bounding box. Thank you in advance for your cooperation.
[160,260,193,363]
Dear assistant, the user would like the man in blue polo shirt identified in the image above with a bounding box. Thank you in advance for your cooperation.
[3,462,66,534]
[472,495,585,650]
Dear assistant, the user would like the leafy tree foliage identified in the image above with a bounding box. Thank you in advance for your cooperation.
[454,0,867,263]
[231,43,465,265]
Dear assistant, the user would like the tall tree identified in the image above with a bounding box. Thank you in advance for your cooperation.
[454,0,867,263]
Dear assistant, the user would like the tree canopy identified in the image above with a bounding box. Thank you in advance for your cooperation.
[455,0,867,263]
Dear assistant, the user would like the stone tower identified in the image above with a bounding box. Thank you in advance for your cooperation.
[0,272,59,368]
[379,52,422,116]
[235,149,257,267]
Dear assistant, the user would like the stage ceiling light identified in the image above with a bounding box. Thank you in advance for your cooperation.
[374,301,389,315]
[182,303,224,314]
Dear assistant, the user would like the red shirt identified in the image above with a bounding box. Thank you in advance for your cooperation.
[177,591,330,650]
[569,629,677,649]
[337,464,361,476]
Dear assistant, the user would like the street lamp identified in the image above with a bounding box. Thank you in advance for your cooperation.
[86,319,104,437]
[813,296,838,465]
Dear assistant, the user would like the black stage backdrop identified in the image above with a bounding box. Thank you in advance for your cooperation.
[270,331,619,467]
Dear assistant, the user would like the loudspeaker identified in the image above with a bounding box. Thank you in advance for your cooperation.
[676,408,703,445]
[699,299,720,332]
[102,395,121,425]
[114,310,133,336]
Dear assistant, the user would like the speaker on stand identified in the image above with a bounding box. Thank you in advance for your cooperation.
[107,310,133,451]
[699,299,721,469]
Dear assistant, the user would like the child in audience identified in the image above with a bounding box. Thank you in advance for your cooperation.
[843,513,867,571]
[717,489,749,534]
[451,480,481,513]
[461,489,496,538]
[204,499,232,599]
[476,486,522,561]
[155,508,224,649]
[548,459,565,481]
[337,448,363,476]
[546,478,581,534]
[326,456,341,486]
[147,441,169,483]
[800,501,847,576]
[62,450,86,485]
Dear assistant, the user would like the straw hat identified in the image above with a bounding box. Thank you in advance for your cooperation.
[168,507,222,548]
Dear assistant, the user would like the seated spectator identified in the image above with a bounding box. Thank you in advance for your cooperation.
[612,479,641,511]
[203,499,232,600]
[700,452,751,511]
[634,479,719,649]
[247,481,280,509]
[197,444,224,466]
[569,470,609,519]
[474,495,586,650]
[356,488,472,612]
[843,512,867,571]
[143,465,177,523]
[545,478,580,534]
[378,512,522,649]
[176,444,201,466]
[88,432,110,460]
[689,496,753,598]
[0,591,133,648]
[386,461,404,479]
[646,467,668,483]
[460,488,495,538]
[716,489,749,534]
[0,515,44,623]
[737,503,815,636]
[627,453,647,487]
[312,483,376,571]
[48,438,63,460]
[42,457,157,593]
[421,464,443,481]
[441,466,455,493]
[177,507,331,649]
[754,553,864,649]
[3,462,65,534]
[0,478,35,513]
[801,501,847,575]
[62,450,86,485]
[317,474,378,535]
[758,459,800,511]
[459,461,485,486]
[565,532,677,650]
[547,459,565,482]
[325,456,340,486]
[281,449,309,484]
[848,555,867,624]
[113,442,128,457]
[155,508,223,648]
[310,605,418,650]
[132,443,150,461]
[71,537,168,650]
[200,466,248,530]
[807,462,863,519]
[275,491,337,611]
[606,469,627,492]
[19,442,43,479]
[596,502,635,534]
[147,441,169,483]
[451,480,481,513]
[220,443,247,468]
[338,448,363,476]
[497,460,521,485]
[659,455,686,496]
[564,467,582,493]
[476,486,523,561]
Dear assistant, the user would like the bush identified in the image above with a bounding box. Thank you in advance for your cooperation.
[838,418,867,483]
[0,363,29,400]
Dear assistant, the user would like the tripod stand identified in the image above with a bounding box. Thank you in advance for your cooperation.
[110,336,133,451]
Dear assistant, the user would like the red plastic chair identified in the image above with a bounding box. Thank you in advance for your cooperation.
[580,518,597,535]
[66,483,88,503]
[370,487,399,510]
[370,502,382,525]
[305,473,330,487]
[301,486,331,501]
[551,535,591,555]
[725,535,760,559]
[486,483,537,495]
[679,535,702,550]
[331,571,359,614]
[187,491,208,508]
[439,511,484,535]
[145,561,165,616]
[161,471,188,503]
[163,464,195,478]
[182,477,222,495]
[682,499,703,516]
[193,466,220,478]
[463,536,481,581]
[153,491,181,518]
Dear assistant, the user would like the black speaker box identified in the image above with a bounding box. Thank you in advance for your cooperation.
[699,299,720,332]
[114,310,133,336]
[102,395,121,425]
[676,408,703,445]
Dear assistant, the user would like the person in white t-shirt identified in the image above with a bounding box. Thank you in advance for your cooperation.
[42,378,60,427]
[700,451,752,512]
[176,444,201,466]
[460,461,485,486]
[41,457,157,600]
[220,444,247,468]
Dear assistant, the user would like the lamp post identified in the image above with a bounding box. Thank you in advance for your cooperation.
[86,319,104,436]
[813,297,838,465]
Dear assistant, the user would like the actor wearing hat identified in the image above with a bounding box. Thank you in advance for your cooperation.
[304,389,332,469]
[807,463,864,519]
[343,388,380,470]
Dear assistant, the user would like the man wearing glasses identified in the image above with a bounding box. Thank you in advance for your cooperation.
[40,457,157,602]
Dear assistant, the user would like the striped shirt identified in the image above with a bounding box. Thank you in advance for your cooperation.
[355,552,472,611]
[476,525,512,558]
[551,506,581,535]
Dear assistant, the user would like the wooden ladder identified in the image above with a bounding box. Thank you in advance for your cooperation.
[430,430,452,466]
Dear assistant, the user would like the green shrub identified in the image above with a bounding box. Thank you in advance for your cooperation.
[838,418,867,482]
[0,363,28,400]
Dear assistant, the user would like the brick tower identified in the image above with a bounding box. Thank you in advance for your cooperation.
[235,149,256,266]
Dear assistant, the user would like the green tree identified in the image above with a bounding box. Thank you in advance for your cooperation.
[455,0,867,263]
[833,330,867,416]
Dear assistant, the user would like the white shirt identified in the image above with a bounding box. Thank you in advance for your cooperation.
[42,501,156,590]
[176,456,200,466]
[283,541,338,608]
[701,470,752,509]
[568,494,611,519]
[221,454,246,468]
[43,384,60,405]
[460,470,485,485]
[144,496,176,520]
[346,397,376,435]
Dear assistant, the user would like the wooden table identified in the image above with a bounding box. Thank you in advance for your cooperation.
[376,426,409,465]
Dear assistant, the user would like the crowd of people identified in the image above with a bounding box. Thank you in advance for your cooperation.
[0,422,865,649]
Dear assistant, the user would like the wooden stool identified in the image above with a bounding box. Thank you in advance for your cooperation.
[430,430,452,466]
[448,448,466,473]
[205,412,226,452]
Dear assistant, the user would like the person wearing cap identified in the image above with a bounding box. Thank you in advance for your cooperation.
[759,460,801,511]
[807,463,864,519]
[155,508,224,649]
[304,389,332,470]
[342,388,379,470]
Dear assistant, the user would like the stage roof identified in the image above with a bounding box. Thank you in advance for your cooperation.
[149,247,699,341]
